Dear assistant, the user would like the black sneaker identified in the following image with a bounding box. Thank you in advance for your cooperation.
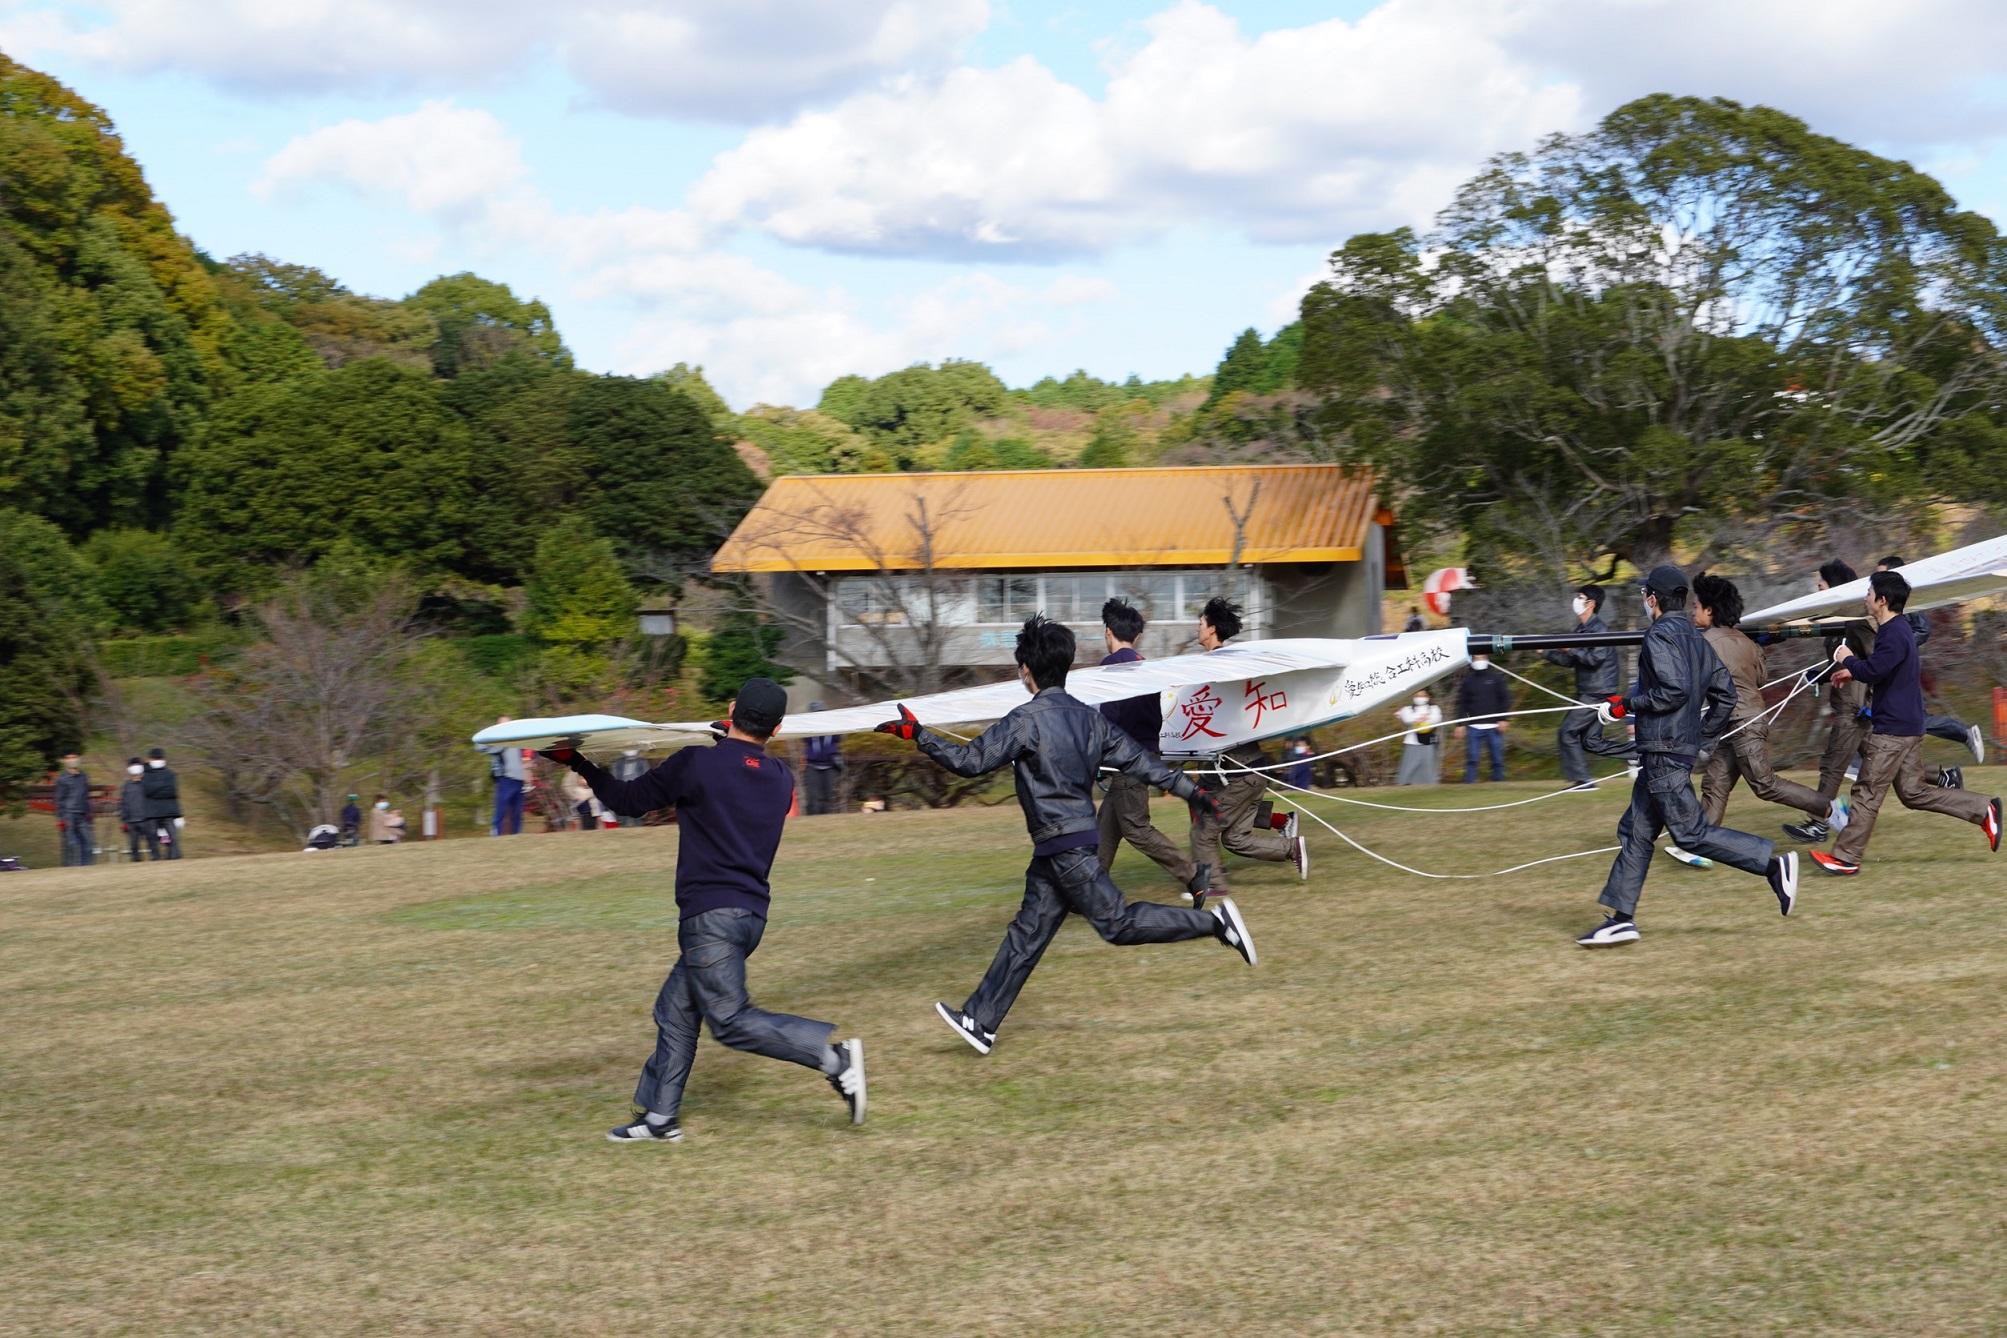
[1781,818,1830,843]
[1575,915,1639,948]
[934,1001,995,1055]
[1185,863,1213,911]
[607,1112,684,1143]
[1938,766,1964,790]
[827,1037,866,1124]
[1209,896,1257,966]
[1767,850,1799,917]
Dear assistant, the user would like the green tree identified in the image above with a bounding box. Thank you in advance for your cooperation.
[1205,329,1269,408]
[0,514,97,803]
[698,608,791,703]
[174,359,476,588]
[520,530,637,646]
[656,362,733,422]
[817,373,873,426]
[405,272,569,377]
[734,405,872,476]
[220,255,436,371]
[836,361,1011,460]
[439,352,582,583]
[84,528,200,632]
[1298,95,2007,571]
[567,376,760,569]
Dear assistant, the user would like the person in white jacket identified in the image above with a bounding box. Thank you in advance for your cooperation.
[1395,689,1444,785]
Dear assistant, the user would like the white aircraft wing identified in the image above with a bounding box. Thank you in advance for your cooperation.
[1745,533,2007,625]
[470,714,714,755]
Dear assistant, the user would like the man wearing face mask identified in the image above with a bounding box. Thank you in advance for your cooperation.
[1395,689,1443,785]
[1544,585,1631,789]
[1455,654,1512,783]
[54,753,95,867]
[119,758,151,861]
[1576,566,1798,948]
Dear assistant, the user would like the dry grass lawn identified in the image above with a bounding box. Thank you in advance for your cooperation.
[3,770,2004,1335]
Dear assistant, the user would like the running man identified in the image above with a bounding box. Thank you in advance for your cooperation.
[884,615,1256,1056]
[1544,584,1631,788]
[1667,573,1849,866]
[541,677,867,1141]
[1576,566,1800,948]
[1782,561,1874,843]
[1875,556,1986,785]
[1810,570,2001,876]
[1095,597,1209,898]
[1188,596,1308,890]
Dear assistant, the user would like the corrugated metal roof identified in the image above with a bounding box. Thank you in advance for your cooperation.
[712,464,1386,573]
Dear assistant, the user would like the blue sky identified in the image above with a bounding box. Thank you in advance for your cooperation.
[7,0,2007,408]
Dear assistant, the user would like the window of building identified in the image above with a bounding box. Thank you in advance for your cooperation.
[974,575,1038,623]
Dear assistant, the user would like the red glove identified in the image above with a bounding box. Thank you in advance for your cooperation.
[1186,784,1221,822]
[1605,695,1627,718]
[874,704,920,742]
[57,820,67,832]
[537,738,582,767]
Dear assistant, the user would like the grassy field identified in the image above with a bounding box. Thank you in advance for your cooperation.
[3,770,2004,1336]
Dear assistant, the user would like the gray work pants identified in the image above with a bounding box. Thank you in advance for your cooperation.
[1191,746,1292,891]
[634,907,833,1118]
[1699,721,1831,827]
[1097,772,1198,887]
[1557,696,1633,783]
[960,847,1221,1036]
[1598,755,1774,918]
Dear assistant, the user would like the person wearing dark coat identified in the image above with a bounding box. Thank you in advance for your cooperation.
[1094,598,1205,896]
[1576,566,1798,948]
[1455,657,1512,783]
[141,748,183,860]
[801,702,844,816]
[1543,585,1633,786]
[54,753,94,866]
[885,616,1251,1058]
[118,758,151,861]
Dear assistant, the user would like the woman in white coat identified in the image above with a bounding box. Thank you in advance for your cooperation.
[1396,688,1444,785]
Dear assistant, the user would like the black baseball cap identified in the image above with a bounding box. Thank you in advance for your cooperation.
[731,677,788,733]
[1642,565,1688,601]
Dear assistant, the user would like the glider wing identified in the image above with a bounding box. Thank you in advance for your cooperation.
[1743,533,2007,626]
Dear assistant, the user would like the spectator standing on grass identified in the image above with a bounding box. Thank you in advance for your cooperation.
[141,748,183,859]
[802,703,844,816]
[477,716,528,836]
[1283,737,1316,791]
[539,676,868,1140]
[1395,689,1444,785]
[54,753,94,866]
[340,794,363,847]
[1094,597,1207,897]
[119,758,149,861]
[1404,606,1426,633]
[1455,655,1512,783]
[367,795,406,845]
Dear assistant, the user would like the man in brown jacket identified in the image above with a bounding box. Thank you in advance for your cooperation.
[1782,560,1875,843]
[1669,574,1850,867]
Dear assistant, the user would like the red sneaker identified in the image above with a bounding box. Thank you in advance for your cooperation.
[1984,798,2001,853]
[1809,850,1860,876]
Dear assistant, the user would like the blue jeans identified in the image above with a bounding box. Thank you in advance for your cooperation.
[1464,728,1505,782]
[491,776,525,835]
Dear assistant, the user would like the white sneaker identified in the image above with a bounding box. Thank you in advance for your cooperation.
[1968,724,1986,765]
[1576,915,1640,948]
[1664,845,1714,868]
[827,1037,866,1124]
[1292,835,1309,881]
[1209,896,1257,966]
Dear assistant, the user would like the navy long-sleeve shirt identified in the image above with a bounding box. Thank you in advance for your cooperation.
[1840,614,1925,737]
[1097,647,1163,753]
[572,738,795,919]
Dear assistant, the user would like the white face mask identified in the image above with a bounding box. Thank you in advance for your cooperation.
[148,758,164,768]
[1571,595,1589,616]
[375,801,389,811]
[1471,657,1489,670]
[127,765,142,776]
[1412,695,1428,707]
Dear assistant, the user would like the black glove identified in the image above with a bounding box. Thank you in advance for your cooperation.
[708,719,729,739]
[537,737,583,767]
[1185,783,1220,822]
[874,704,920,742]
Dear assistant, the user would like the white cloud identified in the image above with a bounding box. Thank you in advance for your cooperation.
[253,101,537,229]
[0,0,988,122]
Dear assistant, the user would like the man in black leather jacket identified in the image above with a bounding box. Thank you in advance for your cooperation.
[883,615,1257,1055]
[1576,566,1798,948]
[1544,584,1633,787]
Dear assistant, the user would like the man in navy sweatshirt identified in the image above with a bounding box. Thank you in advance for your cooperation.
[1094,597,1207,897]
[880,615,1255,1057]
[1812,571,2001,875]
[541,677,866,1141]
